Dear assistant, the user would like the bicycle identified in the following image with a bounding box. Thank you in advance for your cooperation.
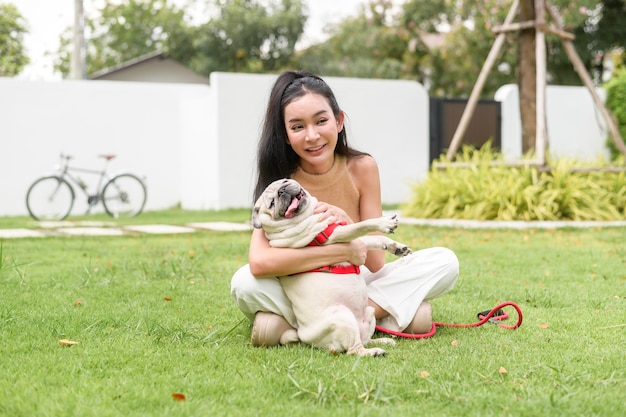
[26,153,148,221]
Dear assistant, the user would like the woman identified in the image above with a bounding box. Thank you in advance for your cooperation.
[231,70,459,346]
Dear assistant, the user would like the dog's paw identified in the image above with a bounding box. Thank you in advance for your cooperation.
[386,241,412,257]
[359,347,387,357]
[369,337,397,346]
[379,215,399,234]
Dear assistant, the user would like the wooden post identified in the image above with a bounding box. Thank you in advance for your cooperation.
[445,0,520,160]
[545,3,626,155]
[70,0,86,80]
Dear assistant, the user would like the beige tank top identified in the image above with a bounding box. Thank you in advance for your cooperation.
[291,155,361,222]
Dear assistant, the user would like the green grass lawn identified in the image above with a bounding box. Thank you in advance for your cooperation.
[0,210,624,417]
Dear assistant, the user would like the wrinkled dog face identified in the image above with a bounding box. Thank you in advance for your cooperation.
[252,179,310,228]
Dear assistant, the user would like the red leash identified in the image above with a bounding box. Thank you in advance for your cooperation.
[375,301,523,339]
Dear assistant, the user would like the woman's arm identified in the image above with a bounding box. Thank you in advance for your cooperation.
[348,155,386,272]
[248,228,368,277]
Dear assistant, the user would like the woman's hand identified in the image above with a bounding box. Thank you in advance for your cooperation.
[314,201,352,224]
[346,239,368,266]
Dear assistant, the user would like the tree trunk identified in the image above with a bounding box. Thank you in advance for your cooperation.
[518,0,536,153]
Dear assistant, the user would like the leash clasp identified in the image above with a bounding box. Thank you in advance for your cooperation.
[477,308,508,325]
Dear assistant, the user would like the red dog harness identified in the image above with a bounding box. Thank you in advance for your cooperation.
[302,222,360,275]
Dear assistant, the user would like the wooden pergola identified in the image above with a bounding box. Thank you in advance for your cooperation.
[438,0,626,171]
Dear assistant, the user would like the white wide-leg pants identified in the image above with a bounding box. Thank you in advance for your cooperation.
[230,247,459,331]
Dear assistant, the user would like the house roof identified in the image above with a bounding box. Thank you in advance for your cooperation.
[89,50,166,79]
[88,50,209,84]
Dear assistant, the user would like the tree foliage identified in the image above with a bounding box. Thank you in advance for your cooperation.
[550,0,626,85]
[0,3,29,76]
[54,0,191,76]
[189,0,307,75]
[295,0,618,97]
[293,1,412,79]
[54,0,305,78]
[50,0,623,96]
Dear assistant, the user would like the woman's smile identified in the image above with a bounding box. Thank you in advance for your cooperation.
[307,144,326,154]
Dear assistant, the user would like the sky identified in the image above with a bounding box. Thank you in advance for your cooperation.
[7,0,368,80]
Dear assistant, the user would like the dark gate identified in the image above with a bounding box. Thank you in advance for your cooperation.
[429,98,501,162]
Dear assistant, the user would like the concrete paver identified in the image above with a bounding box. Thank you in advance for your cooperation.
[399,217,626,229]
[56,227,125,236]
[188,222,252,232]
[122,224,199,234]
[36,221,117,229]
[0,229,48,239]
[0,218,624,240]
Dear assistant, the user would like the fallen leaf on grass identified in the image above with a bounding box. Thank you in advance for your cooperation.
[59,339,78,346]
[163,297,172,301]
[73,300,83,306]
[540,323,549,329]
[451,340,458,346]
[419,371,430,378]
[499,367,508,374]
[172,393,186,402]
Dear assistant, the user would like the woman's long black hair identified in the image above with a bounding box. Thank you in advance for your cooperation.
[253,70,367,202]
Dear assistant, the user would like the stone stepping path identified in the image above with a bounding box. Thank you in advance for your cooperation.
[0,221,253,239]
[0,216,624,239]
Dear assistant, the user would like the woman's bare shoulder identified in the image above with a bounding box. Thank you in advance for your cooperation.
[347,154,379,176]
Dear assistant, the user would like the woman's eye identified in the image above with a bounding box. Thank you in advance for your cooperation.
[290,124,303,131]
[317,118,328,125]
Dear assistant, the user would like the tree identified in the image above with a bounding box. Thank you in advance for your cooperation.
[0,3,29,76]
[54,0,191,77]
[54,0,305,77]
[292,1,411,79]
[189,0,307,75]
[419,0,519,98]
[296,0,613,97]
[518,0,538,154]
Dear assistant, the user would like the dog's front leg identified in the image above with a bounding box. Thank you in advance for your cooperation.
[325,216,400,244]
[358,236,412,256]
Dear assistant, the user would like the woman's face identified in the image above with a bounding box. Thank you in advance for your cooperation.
[283,92,344,174]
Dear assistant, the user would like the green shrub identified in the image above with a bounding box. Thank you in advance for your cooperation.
[604,67,626,160]
[402,144,626,221]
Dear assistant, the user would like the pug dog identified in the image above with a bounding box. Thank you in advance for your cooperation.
[252,178,412,356]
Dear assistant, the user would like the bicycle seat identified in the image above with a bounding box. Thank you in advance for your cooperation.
[99,154,117,160]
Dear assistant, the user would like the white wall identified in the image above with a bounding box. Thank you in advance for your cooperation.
[495,84,610,160]
[0,73,430,217]
[0,75,611,218]
[1,77,209,216]
[186,72,431,210]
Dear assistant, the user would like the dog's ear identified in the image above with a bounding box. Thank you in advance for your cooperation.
[251,206,262,229]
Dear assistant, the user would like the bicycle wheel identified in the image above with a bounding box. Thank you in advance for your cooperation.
[101,173,147,218]
[26,175,75,221]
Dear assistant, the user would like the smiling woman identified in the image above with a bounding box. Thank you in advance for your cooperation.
[230,70,460,350]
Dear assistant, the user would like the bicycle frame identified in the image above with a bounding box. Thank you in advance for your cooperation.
[54,155,111,211]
